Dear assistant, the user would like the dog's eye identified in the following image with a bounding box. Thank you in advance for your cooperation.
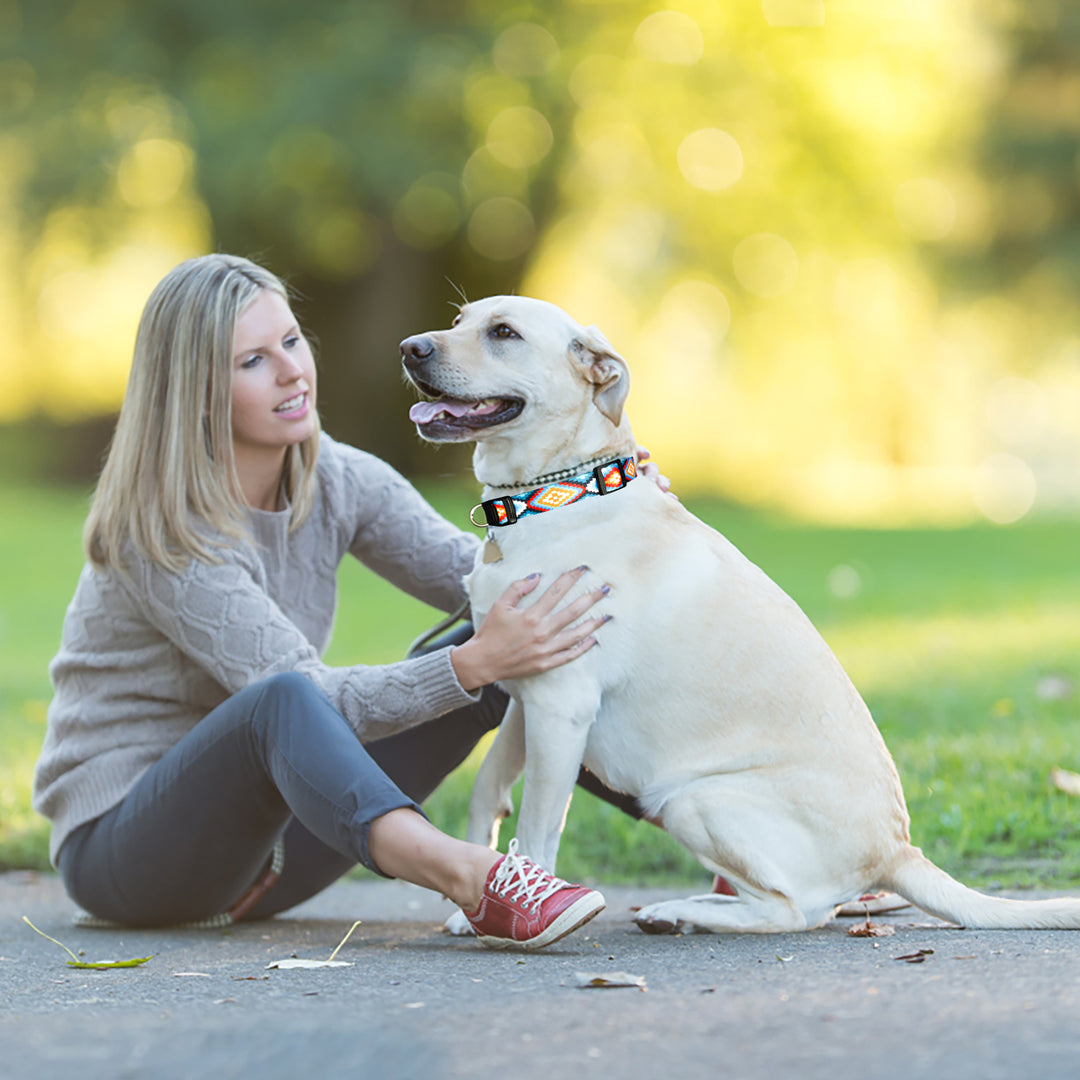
[491,323,521,341]
[452,314,462,327]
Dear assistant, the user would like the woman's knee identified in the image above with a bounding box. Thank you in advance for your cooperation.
[240,672,337,751]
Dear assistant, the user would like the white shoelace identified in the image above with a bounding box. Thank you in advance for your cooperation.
[490,839,570,912]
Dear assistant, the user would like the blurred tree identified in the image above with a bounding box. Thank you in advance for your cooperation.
[5,0,576,475]
[5,0,1080,519]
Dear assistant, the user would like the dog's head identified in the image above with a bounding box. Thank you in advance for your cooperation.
[400,296,631,482]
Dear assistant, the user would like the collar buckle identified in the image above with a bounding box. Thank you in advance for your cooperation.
[593,458,631,495]
[469,496,519,528]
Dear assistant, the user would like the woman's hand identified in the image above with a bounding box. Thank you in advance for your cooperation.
[636,445,675,497]
[450,567,611,691]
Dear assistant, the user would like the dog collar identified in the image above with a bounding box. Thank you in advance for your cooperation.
[469,457,637,528]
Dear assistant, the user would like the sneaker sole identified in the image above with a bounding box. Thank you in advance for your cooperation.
[477,892,606,951]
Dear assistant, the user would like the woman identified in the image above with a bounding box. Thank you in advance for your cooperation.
[32,253,636,949]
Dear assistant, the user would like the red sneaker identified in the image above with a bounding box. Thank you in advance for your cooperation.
[836,891,911,917]
[464,840,606,950]
[711,874,738,896]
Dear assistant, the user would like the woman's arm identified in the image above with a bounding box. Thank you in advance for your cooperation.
[125,553,478,743]
[330,442,478,614]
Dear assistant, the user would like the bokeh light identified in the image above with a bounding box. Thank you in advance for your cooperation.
[7,1,1080,523]
[677,129,744,192]
[633,11,705,66]
[467,197,535,261]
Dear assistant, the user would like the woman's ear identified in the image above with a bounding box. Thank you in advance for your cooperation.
[572,326,630,425]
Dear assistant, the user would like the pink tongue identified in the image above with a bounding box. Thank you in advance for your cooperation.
[409,399,477,424]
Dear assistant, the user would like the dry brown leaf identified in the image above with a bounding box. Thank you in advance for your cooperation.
[573,971,648,991]
[894,949,934,963]
[847,917,895,938]
[1051,767,1080,797]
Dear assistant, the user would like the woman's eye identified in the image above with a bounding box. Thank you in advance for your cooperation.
[284,335,299,349]
[240,354,262,369]
[492,323,520,340]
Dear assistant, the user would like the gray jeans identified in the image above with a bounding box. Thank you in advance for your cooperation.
[58,623,644,928]
[58,668,507,927]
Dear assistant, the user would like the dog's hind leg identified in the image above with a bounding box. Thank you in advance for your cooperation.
[633,777,838,935]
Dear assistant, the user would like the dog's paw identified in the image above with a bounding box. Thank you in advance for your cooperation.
[443,908,476,937]
[635,913,680,935]
[633,901,684,935]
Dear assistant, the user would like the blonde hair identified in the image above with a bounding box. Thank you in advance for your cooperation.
[85,254,320,572]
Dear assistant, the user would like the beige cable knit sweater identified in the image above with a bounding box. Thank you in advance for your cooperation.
[33,434,480,864]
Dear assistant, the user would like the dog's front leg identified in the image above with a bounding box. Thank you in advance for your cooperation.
[465,698,526,850]
[514,690,601,873]
[444,699,528,938]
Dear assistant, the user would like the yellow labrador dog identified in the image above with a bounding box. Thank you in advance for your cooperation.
[401,296,1080,935]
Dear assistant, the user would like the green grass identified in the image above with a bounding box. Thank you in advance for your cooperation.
[3,479,1080,890]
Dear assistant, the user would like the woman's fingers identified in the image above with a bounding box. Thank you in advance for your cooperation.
[497,573,541,609]
[528,565,589,617]
[546,584,611,632]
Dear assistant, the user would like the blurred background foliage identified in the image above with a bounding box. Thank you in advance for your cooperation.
[3,0,1080,523]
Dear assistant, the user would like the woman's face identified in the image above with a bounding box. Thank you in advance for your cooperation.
[230,289,318,458]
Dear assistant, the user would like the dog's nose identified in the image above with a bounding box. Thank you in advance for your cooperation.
[400,335,436,371]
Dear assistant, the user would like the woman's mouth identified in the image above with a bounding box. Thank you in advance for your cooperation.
[274,392,309,416]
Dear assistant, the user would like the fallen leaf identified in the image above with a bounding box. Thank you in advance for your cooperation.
[266,958,353,970]
[325,920,362,962]
[1050,767,1080,797]
[266,920,362,970]
[231,975,270,981]
[172,972,212,978]
[572,971,648,991]
[777,954,794,963]
[894,949,934,963]
[847,916,895,938]
[22,916,153,970]
[953,955,976,960]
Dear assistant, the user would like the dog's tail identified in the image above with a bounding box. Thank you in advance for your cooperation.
[879,845,1080,929]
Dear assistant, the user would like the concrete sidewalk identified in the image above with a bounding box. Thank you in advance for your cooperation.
[2,869,1080,1079]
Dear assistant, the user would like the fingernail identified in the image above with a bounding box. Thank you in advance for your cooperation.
[576,564,589,573]
[526,572,540,580]
[602,613,614,623]
[600,584,611,596]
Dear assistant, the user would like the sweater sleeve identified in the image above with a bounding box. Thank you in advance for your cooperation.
[123,552,480,742]
[325,440,479,614]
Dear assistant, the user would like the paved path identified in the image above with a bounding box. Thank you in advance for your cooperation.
[2,870,1079,1079]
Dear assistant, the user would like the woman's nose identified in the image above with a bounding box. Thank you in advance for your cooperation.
[277,354,305,381]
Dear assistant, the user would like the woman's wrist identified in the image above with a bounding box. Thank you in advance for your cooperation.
[450,640,491,693]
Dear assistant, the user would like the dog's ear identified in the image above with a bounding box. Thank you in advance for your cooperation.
[573,327,630,425]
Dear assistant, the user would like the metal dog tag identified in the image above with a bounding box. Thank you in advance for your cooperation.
[482,539,503,563]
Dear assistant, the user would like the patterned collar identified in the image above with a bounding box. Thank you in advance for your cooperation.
[469,457,637,528]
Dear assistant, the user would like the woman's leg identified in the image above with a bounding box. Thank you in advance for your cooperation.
[59,673,441,926]
[249,626,647,919]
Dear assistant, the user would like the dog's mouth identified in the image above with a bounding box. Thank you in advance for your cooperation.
[407,379,525,440]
